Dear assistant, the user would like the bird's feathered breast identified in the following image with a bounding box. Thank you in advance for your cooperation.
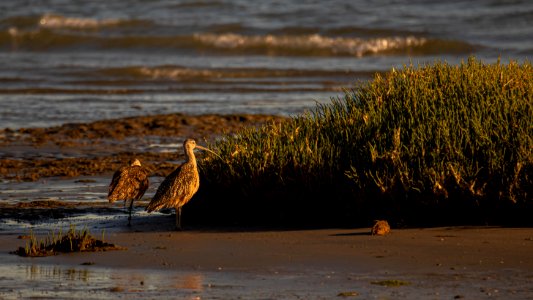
[145,162,200,212]
[108,165,150,202]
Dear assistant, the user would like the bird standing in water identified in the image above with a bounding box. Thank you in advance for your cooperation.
[108,159,150,226]
[146,138,214,230]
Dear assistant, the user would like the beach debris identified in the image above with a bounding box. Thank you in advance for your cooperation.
[108,158,150,226]
[371,220,391,236]
[146,139,217,230]
[371,279,411,287]
[12,225,125,257]
[337,291,359,297]
[110,286,125,293]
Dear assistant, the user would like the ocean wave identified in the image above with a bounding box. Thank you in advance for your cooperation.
[38,14,122,29]
[0,14,150,31]
[97,66,371,81]
[193,33,428,57]
[0,28,475,56]
[101,66,218,80]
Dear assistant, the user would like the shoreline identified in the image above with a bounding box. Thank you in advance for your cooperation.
[4,221,532,273]
[1,225,532,298]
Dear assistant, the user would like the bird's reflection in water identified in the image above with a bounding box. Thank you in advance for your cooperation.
[26,265,90,282]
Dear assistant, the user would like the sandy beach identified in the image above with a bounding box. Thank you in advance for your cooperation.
[1,219,532,299]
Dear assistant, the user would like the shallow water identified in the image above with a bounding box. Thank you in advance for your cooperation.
[0,261,531,299]
[0,174,166,235]
[0,176,109,204]
[1,0,531,129]
[0,175,162,206]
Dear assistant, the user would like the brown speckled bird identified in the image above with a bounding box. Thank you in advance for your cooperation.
[146,139,214,230]
[108,158,150,226]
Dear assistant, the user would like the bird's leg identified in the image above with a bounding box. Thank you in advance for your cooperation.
[123,200,129,224]
[175,206,182,231]
[127,198,135,227]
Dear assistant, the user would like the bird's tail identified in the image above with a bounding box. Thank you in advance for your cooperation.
[145,203,159,212]
[107,194,120,203]
[108,190,129,203]
[145,198,167,212]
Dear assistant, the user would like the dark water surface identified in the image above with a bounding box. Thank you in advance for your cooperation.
[0,0,531,128]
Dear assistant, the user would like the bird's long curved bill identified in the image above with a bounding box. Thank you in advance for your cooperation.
[195,145,222,159]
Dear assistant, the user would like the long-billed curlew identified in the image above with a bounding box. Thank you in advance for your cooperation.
[146,138,214,230]
[108,158,150,226]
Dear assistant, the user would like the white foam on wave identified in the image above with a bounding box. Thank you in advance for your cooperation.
[194,33,427,57]
[138,67,216,80]
[38,14,121,29]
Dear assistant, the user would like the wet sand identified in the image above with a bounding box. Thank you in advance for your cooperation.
[1,201,532,298]
[1,221,532,299]
[1,113,532,298]
[12,224,533,274]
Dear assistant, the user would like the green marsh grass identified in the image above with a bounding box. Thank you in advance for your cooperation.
[197,57,532,226]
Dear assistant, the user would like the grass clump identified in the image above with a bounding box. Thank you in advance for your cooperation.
[197,57,532,226]
[13,225,124,257]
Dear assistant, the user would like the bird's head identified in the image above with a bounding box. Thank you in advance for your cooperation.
[183,138,220,158]
[130,158,142,166]
[183,138,197,151]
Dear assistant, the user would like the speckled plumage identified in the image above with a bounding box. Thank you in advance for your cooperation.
[146,139,208,230]
[145,162,199,212]
[108,159,149,225]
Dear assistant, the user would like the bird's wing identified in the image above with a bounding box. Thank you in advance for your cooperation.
[108,166,150,202]
[170,163,199,204]
[146,164,198,212]
[108,168,125,200]
[131,166,150,199]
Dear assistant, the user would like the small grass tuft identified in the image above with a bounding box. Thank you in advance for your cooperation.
[12,225,125,257]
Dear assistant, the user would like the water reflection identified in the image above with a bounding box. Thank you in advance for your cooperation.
[26,265,90,282]
[1,263,204,299]
[4,260,527,299]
